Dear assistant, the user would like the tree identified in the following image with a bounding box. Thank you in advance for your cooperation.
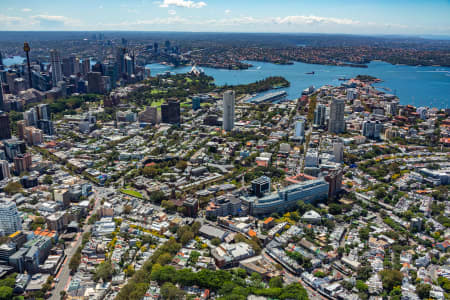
[269,276,283,288]
[379,269,403,292]
[356,280,368,293]
[0,286,13,300]
[150,191,166,203]
[4,182,22,195]
[43,175,53,185]
[94,261,114,282]
[211,237,221,246]
[416,283,431,299]
[329,203,342,215]
[161,282,185,300]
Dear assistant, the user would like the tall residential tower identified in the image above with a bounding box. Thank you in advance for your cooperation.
[222,90,235,132]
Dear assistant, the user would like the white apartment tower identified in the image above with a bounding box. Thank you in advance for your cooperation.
[222,90,235,132]
[0,200,22,236]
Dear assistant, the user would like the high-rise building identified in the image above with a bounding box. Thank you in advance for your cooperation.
[23,108,38,126]
[17,120,26,140]
[87,72,102,94]
[328,98,346,134]
[295,120,305,138]
[37,104,51,120]
[325,169,343,198]
[3,139,26,161]
[50,49,63,86]
[37,120,54,135]
[115,48,126,75]
[24,127,43,145]
[161,100,180,124]
[0,200,22,236]
[0,82,3,110]
[313,104,326,127]
[333,142,344,163]
[0,51,3,70]
[0,112,11,140]
[14,153,32,175]
[62,57,75,77]
[138,106,159,124]
[362,120,383,139]
[0,160,10,180]
[222,90,235,132]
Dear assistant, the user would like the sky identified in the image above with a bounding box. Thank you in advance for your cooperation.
[0,0,449,35]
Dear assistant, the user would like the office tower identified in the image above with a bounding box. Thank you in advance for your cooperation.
[0,160,10,180]
[138,106,159,124]
[0,80,3,110]
[0,200,22,236]
[74,58,81,75]
[62,57,75,77]
[325,169,343,198]
[92,62,104,75]
[17,120,26,140]
[161,100,181,124]
[6,72,17,92]
[13,78,26,94]
[37,120,54,135]
[115,48,126,75]
[23,108,38,126]
[222,90,235,132]
[328,98,346,134]
[251,176,271,197]
[14,153,32,175]
[295,120,305,138]
[313,104,326,127]
[87,72,102,94]
[347,88,357,101]
[362,120,383,139]
[24,127,43,145]
[0,112,11,140]
[50,49,62,86]
[4,139,26,161]
[82,58,90,76]
[333,142,344,163]
[124,55,134,76]
[0,51,3,70]
[37,104,50,120]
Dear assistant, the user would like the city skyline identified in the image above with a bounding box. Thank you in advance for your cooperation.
[0,0,449,36]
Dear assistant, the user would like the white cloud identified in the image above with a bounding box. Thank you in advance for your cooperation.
[159,0,206,8]
[274,15,359,26]
[225,9,231,15]
[99,5,103,9]
[32,15,79,27]
[168,10,177,15]
[22,8,32,12]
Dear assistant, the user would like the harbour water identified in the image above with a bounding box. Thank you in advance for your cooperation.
[3,56,448,108]
[147,60,450,109]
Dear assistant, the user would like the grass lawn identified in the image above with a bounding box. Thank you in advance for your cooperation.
[120,188,144,199]
[150,99,165,107]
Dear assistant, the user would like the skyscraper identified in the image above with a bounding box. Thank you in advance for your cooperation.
[62,57,75,77]
[313,104,326,127]
[328,98,346,134]
[0,51,3,70]
[14,153,32,175]
[87,72,102,94]
[295,120,305,139]
[50,49,62,86]
[161,100,180,124]
[37,104,51,121]
[222,90,235,132]
[0,80,3,110]
[0,112,11,140]
[82,58,91,76]
[0,160,10,180]
[0,200,22,236]
[333,142,344,163]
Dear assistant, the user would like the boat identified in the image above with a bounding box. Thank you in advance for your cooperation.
[338,77,350,81]
[251,91,287,104]
[305,71,315,75]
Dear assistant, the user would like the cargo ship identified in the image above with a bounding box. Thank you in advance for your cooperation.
[251,90,287,104]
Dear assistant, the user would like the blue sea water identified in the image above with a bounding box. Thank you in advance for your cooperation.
[3,55,448,108]
[146,60,450,109]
